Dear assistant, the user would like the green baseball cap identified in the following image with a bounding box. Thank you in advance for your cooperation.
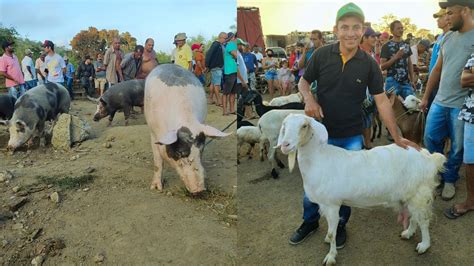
[336,2,365,23]
[237,38,247,46]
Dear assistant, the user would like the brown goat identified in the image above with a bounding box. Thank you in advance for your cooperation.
[371,94,425,145]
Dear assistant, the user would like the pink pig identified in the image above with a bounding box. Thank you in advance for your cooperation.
[144,64,230,195]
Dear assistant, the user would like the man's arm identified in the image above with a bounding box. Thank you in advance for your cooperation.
[380,48,404,70]
[420,53,443,111]
[0,71,18,84]
[115,51,124,82]
[298,49,307,70]
[373,93,419,149]
[461,68,474,88]
[407,57,416,87]
[298,77,323,119]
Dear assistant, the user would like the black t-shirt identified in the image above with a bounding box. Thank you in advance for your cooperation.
[303,43,384,138]
[380,40,412,83]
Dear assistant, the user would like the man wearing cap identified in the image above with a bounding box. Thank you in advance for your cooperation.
[236,38,249,96]
[380,20,416,99]
[0,41,26,99]
[223,32,238,116]
[121,45,144,81]
[104,37,124,86]
[35,53,47,85]
[42,40,66,84]
[192,43,206,85]
[420,0,474,200]
[174,33,193,71]
[136,38,159,79]
[64,56,75,99]
[21,49,37,90]
[410,39,431,74]
[426,8,450,111]
[291,2,419,249]
[205,32,227,106]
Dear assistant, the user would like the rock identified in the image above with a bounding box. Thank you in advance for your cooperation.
[51,114,72,150]
[2,239,8,248]
[83,188,90,192]
[9,197,28,212]
[69,156,77,161]
[106,136,115,142]
[50,192,60,203]
[103,142,112,149]
[31,255,44,265]
[166,191,173,196]
[35,238,65,256]
[0,170,14,182]
[12,186,21,193]
[12,223,24,230]
[227,215,238,221]
[0,211,14,223]
[70,115,90,143]
[85,167,95,173]
[214,203,225,210]
[30,228,43,241]
[52,114,90,150]
[94,252,105,263]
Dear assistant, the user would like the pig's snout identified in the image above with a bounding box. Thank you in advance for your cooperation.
[190,189,207,199]
[92,114,100,122]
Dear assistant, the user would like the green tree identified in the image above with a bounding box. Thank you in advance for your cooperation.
[157,51,172,64]
[0,24,18,45]
[373,14,418,38]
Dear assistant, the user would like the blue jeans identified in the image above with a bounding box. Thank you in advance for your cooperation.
[25,79,37,90]
[385,77,414,99]
[303,134,363,225]
[8,84,26,99]
[65,77,74,98]
[424,103,464,183]
[197,74,205,86]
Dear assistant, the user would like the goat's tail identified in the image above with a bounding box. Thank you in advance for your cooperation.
[431,152,447,173]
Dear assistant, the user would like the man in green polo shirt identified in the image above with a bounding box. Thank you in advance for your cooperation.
[290,2,419,249]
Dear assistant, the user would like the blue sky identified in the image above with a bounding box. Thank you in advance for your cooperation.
[0,0,236,54]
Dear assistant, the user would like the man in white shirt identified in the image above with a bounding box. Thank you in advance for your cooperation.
[252,45,263,72]
[410,39,431,74]
[42,40,66,84]
[21,48,37,89]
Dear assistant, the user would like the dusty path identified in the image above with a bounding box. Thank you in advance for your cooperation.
[1,100,237,265]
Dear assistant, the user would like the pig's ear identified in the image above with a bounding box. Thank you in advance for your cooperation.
[155,130,178,145]
[200,124,231,138]
[99,98,107,106]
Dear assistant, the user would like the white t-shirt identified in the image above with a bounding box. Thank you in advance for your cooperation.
[45,53,66,83]
[410,45,418,66]
[21,56,36,81]
[35,58,47,81]
[253,52,263,68]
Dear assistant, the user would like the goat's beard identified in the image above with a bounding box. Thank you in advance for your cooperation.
[288,151,297,173]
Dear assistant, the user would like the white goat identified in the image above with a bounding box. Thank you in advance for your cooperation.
[257,109,305,178]
[277,114,446,265]
[268,92,303,106]
[237,126,261,164]
[403,95,422,110]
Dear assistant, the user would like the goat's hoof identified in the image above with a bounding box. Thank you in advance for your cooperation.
[324,236,331,244]
[323,254,336,265]
[400,230,414,240]
[271,169,279,179]
[416,242,430,254]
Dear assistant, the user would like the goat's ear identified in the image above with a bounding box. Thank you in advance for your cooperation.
[288,151,296,173]
[276,123,286,148]
[311,119,328,144]
[0,120,9,126]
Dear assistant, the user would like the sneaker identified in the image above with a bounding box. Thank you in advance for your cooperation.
[289,221,319,245]
[442,183,456,201]
[336,225,347,249]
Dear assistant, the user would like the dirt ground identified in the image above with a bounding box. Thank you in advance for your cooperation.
[0,99,237,265]
[237,98,474,265]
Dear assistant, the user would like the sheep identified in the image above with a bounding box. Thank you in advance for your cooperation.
[237,120,254,129]
[268,92,303,106]
[237,126,262,164]
[403,95,422,110]
[257,109,305,178]
[277,114,446,265]
[392,94,425,145]
[237,90,304,122]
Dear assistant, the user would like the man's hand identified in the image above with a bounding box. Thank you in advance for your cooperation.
[304,98,324,120]
[394,49,404,60]
[419,98,428,113]
[394,137,420,151]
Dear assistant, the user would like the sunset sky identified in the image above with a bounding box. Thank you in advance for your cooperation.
[238,0,442,35]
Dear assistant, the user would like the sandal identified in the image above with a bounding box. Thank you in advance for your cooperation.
[443,206,474,219]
